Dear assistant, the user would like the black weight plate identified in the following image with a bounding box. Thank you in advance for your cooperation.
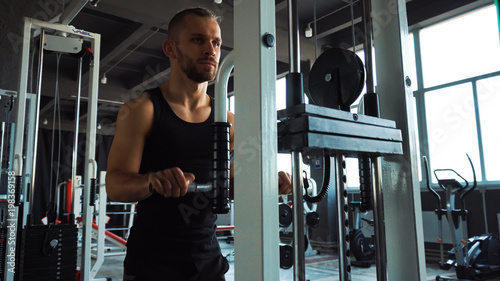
[308,48,365,110]
[279,203,293,227]
[280,244,294,269]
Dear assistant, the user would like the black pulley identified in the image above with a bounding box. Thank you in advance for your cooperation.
[279,244,294,269]
[308,48,365,111]
[306,211,320,228]
[279,203,293,228]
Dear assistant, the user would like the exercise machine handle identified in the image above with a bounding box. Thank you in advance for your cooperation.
[433,168,468,191]
[187,182,212,193]
[211,122,231,214]
[460,154,477,210]
[423,156,441,211]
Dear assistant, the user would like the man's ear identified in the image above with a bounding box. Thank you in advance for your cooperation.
[162,40,176,59]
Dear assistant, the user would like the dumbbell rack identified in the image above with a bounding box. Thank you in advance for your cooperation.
[277,103,403,280]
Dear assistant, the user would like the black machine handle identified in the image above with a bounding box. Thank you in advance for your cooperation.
[356,92,380,212]
[89,178,97,206]
[460,154,477,211]
[15,175,22,206]
[429,154,477,211]
[423,156,442,212]
[211,122,232,214]
[433,169,468,191]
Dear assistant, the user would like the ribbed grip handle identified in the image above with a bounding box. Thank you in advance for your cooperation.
[15,175,22,206]
[358,156,372,211]
[90,178,96,206]
[212,122,231,214]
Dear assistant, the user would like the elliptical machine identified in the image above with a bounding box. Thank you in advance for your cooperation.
[423,155,500,281]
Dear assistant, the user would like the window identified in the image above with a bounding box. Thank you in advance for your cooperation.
[415,4,500,185]
[419,6,500,88]
[477,76,500,181]
[424,83,480,181]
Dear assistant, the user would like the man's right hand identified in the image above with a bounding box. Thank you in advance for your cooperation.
[148,167,195,198]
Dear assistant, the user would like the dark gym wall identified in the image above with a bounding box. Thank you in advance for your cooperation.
[0,0,66,92]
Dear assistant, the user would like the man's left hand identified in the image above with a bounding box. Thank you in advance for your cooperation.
[278,171,292,194]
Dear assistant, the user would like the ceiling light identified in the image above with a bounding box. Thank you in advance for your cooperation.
[101,73,107,84]
[305,23,313,38]
[214,0,222,4]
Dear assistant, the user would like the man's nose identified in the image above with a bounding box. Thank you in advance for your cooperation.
[204,44,216,56]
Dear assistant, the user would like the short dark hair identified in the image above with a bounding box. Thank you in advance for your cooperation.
[167,8,220,42]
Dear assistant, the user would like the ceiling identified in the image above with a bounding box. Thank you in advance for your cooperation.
[10,0,489,133]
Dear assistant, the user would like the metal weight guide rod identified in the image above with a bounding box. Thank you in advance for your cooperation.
[280,0,399,280]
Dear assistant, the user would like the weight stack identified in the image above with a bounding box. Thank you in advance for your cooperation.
[18,224,77,281]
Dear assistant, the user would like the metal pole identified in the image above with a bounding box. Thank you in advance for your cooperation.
[362,0,375,93]
[291,152,305,280]
[371,156,387,280]
[71,57,82,220]
[335,154,351,280]
[288,0,300,73]
[214,51,234,123]
[28,29,46,225]
[287,0,306,279]
[81,32,100,281]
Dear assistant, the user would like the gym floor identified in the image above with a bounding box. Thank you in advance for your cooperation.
[92,240,491,281]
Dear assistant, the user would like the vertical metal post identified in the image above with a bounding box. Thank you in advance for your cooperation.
[72,57,82,207]
[288,0,300,73]
[372,0,427,279]
[81,33,100,281]
[371,156,387,280]
[234,0,279,280]
[362,0,375,93]
[287,0,306,278]
[27,29,45,226]
[291,152,305,280]
[335,154,351,280]
[23,94,37,227]
[6,16,31,281]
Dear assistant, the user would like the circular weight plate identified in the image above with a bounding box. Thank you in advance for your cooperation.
[306,211,320,228]
[308,48,365,110]
[280,244,294,269]
[279,203,293,228]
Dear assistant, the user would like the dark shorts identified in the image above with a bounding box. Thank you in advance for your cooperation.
[123,254,229,281]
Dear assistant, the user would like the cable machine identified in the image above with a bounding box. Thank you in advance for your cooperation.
[278,0,403,280]
[7,17,100,281]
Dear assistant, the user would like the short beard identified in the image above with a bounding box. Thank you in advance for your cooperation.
[177,49,217,83]
[185,64,216,83]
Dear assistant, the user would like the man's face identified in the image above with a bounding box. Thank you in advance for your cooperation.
[173,15,222,83]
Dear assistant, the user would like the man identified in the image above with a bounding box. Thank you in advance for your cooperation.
[106,7,292,280]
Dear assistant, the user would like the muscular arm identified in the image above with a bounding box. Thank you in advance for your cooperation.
[106,93,193,202]
[105,94,154,202]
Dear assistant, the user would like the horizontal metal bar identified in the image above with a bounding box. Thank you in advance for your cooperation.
[277,103,396,128]
[105,211,136,215]
[413,70,500,96]
[105,227,131,231]
[279,116,402,142]
[279,132,403,156]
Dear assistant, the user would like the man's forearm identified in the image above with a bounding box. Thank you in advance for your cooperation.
[105,171,151,202]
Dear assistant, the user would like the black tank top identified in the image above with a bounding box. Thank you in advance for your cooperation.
[126,87,220,262]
